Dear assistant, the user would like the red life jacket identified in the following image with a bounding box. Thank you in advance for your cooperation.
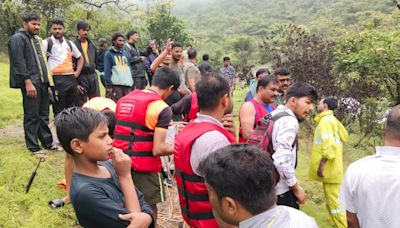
[113,90,162,173]
[238,99,275,143]
[187,93,199,121]
[174,121,236,228]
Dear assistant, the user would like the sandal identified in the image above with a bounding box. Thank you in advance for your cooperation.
[32,151,48,158]
[48,199,65,209]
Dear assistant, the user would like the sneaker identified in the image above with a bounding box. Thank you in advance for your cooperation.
[163,178,173,187]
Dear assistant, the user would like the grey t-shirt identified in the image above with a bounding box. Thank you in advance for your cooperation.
[70,160,154,228]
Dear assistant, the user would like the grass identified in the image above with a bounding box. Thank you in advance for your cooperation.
[0,63,376,227]
[0,63,24,128]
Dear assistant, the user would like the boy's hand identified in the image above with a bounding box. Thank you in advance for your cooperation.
[119,212,152,228]
[111,148,132,178]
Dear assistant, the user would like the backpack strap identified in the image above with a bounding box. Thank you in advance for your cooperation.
[65,39,73,52]
[45,37,53,59]
[45,38,73,56]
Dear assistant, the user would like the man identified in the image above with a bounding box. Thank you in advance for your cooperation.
[200,144,318,228]
[273,67,291,106]
[113,67,180,225]
[198,54,213,76]
[149,40,189,120]
[124,30,147,90]
[220,56,236,88]
[183,49,201,92]
[239,76,278,142]
[244,68,270,102]
[104,33,133,102]
[8,12,55,156]
[340,105,400,228]
[43,18,84,116]
[96,38,108,88]
[74,21,100,105]
[174,73,237,228]
[309,96,348,228]
[270,82,318,209]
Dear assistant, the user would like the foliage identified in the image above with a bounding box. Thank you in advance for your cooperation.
[145,2,192,47]
[335,30,400,104]
[261,25,338,97]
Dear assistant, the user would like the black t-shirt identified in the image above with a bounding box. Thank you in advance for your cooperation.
[70,160,154,228]
[171,94,192,117]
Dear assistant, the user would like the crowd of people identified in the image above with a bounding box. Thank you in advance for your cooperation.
[7,11,400,228]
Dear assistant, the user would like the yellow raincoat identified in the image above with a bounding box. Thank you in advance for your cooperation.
[309,110,349,183]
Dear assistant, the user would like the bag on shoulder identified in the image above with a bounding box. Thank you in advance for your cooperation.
[247,112,292,183]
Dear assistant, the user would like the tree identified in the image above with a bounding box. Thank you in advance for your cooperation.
[145,2,192,46]
[261,24,338,97]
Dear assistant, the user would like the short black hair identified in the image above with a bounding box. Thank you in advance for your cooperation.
[126,30,137,40]
[77,21,91,31]
[152,67,180,90]
[196,73,230,111]
[102,110,116,138]
[23,12,40,22]
[50,18,64,27]
[55,107,108,155]
[172,42,183,49]
[322,96,338,110]
[111,32,124,44]
[256,76,278,92]
[223,56,230,61]
[202,54,209,61]
[286,82,318,102]
[256,68,270,78]
[385,105,400,139]
[188,49,197,59]
[274,67,291,76]
[199,144,276,215]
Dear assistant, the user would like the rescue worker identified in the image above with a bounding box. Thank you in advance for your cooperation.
[309,96,348,227]
[113,67,180,225]
[174,73,237,228]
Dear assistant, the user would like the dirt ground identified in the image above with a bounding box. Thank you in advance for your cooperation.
[157,183,184,228]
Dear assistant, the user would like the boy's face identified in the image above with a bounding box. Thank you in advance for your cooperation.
[291,96,314,121]
[79,123,113,161]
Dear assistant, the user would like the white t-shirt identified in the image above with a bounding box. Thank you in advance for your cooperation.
[239,206,318,228]
[340,146,400,228]
[43,35,81,75]
[271,105,299,195]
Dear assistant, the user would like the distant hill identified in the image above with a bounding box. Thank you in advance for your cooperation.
[171,0,400,65]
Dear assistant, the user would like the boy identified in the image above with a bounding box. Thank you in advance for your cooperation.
[55,107,154,227]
